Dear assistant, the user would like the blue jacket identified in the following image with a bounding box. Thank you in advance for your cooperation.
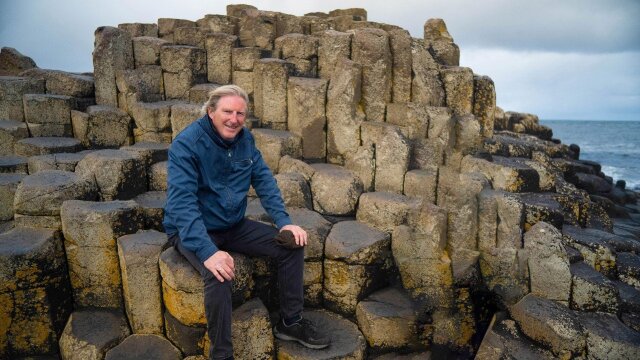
[163,115,291,263]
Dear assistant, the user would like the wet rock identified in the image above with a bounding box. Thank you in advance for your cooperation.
[105,334,181,360]
[117,230,168,334]
[617,252,640,289]
[252,128,302,172]
[58,309,130,360]
[578,311,640,360]
[60,200,142,308]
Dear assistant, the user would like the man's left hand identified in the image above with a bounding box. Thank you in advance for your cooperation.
[280,224,308,246]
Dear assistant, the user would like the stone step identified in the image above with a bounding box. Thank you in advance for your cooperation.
[324,220,391,315]
[275,309,366,359]
[562,225,617,277]
[170,101,202,138]
[27,150,93,174]
[73,105,132,148]
[20,68,94,98]
[356,191,421,233]
[355,286,424,352]
[252,128,302,172]
[615,280,640,332]
[0,119,28,155]
[475,311,554,359]
[0,75,45,121]
[23,93,76,137]
[59,309,131,360]
[105,334,181,360]
[509,294,585,358]
[14,137,82,157]
[461,155,540,193]
[274,172,312,209]
[128,100,177,142]
[0,227,72,357]
[570,261,618,313]
[75,149,147,201]
[309,163,363,216]
[0,155,28,173]
[188,83,220,105]
[0,173,25,221]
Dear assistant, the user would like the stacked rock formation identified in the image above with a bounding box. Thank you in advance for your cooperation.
[1,4,639,359]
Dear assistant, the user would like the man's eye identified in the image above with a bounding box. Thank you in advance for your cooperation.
[237,112,246,117]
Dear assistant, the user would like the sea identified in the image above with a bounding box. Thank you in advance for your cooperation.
[540,120,640,191]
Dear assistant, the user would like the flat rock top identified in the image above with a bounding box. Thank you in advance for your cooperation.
[276,309,365,360]
[86,104,128,116]
[617,252,640,274]
[17,137,81,147]
[122,141,170,151]
[105,334,181,360]
[359,191,412,204]
[579,311,640,345]
[0,226,56,255]
[311,163,357,179]
[288,207,331,231]
[0,155,27,166]
[324,220,389,263]
[65,310,130,347]
[134,191,167,208]
[0,173,25,185]
[359,287,416,318]
[61,199,138,214]
[571,261,612,285]
[615,280,640,312]
[117,230,167,254]
[19,169,78,187]
[30,152,89,164]
[83,149,139,161]
[0,119,27,130]
[252,128,296,139]
[159,247,201,291]
[23,93,73,100]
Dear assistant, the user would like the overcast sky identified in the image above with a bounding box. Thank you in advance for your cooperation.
[1,0,639,120]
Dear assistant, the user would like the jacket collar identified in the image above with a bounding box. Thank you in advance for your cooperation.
[198,114,245,149]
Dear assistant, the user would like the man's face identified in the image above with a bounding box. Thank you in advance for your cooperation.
[207,95,247,141]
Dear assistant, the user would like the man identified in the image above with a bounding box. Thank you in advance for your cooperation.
[164,85,329,360]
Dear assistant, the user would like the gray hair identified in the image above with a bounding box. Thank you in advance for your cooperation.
[201,84,249,114]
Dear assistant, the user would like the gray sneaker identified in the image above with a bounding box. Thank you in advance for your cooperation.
[274,318,330,349]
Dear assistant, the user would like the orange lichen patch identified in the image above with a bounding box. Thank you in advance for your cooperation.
[10,287,56,354]
[161,280,205,326]
[0,292,14,355]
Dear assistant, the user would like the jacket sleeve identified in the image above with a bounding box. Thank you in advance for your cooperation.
[166,138,218,263]
[250,139,292,229]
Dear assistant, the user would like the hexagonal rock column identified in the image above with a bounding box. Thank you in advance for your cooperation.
[275,309,366,359]
[410,39,445,107]
[170,102,202,139]
[238,10,276,50]
[132,191,166,231]
[578,311,640,359]
[275,34,319,77]
[288,207,331,305]
[159,247,255,325]
[403,169,438,204]
[117,230,168,334]
[423,18,459,66]
[72,105,132,148]
[274,172,312,209]
[127,100,175,143]
[0,227,72,358]
[562,225,617,277]
[0,119,28,155]
[22,93,75,137]
[310,163,363,216]
[510,294,586,358]
[13,170,97,229]
[120,141,169,169]
[361,122,411,193]
[287,77,327,161]
[570,261,618,313]
[93,26,134,107]
[14,137,82,157]
[253,59,293,129]
[60,200,142,309]
[357,192,422,234]
[318,30,352,79]
[323,220,390,315]
[205,33,237,84]
[473,75,496,138]
[326,58,364,165]
[230,298,274,360]
[75,149,147,201]
[617,252,640,289]
[523,222,571,303]
[163,310,205,357]
[0,174,25,221]
[133,36,169,67]
[148,161,167,192]
[393,202,455,309]
[252,128,302,173]
[158,18,196,42]
[0,76,45,121]
[58,309,131,360]
[350,28,391,122]
[355,287,422,352]
[115,64,165,109]
[160,45,206,100]
[104,334,181,360]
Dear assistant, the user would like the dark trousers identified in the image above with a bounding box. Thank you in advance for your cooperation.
[171,218,305,360]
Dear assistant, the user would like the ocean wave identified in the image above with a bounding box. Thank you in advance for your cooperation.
[601,165,640,190]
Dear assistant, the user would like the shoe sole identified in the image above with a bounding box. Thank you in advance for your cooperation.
[273,327,330,349]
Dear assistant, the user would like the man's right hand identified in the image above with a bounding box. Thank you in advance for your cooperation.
[204,251,235,282]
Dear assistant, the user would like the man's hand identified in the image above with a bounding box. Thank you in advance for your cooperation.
[280,224,308,247]
[204,251,235,282]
